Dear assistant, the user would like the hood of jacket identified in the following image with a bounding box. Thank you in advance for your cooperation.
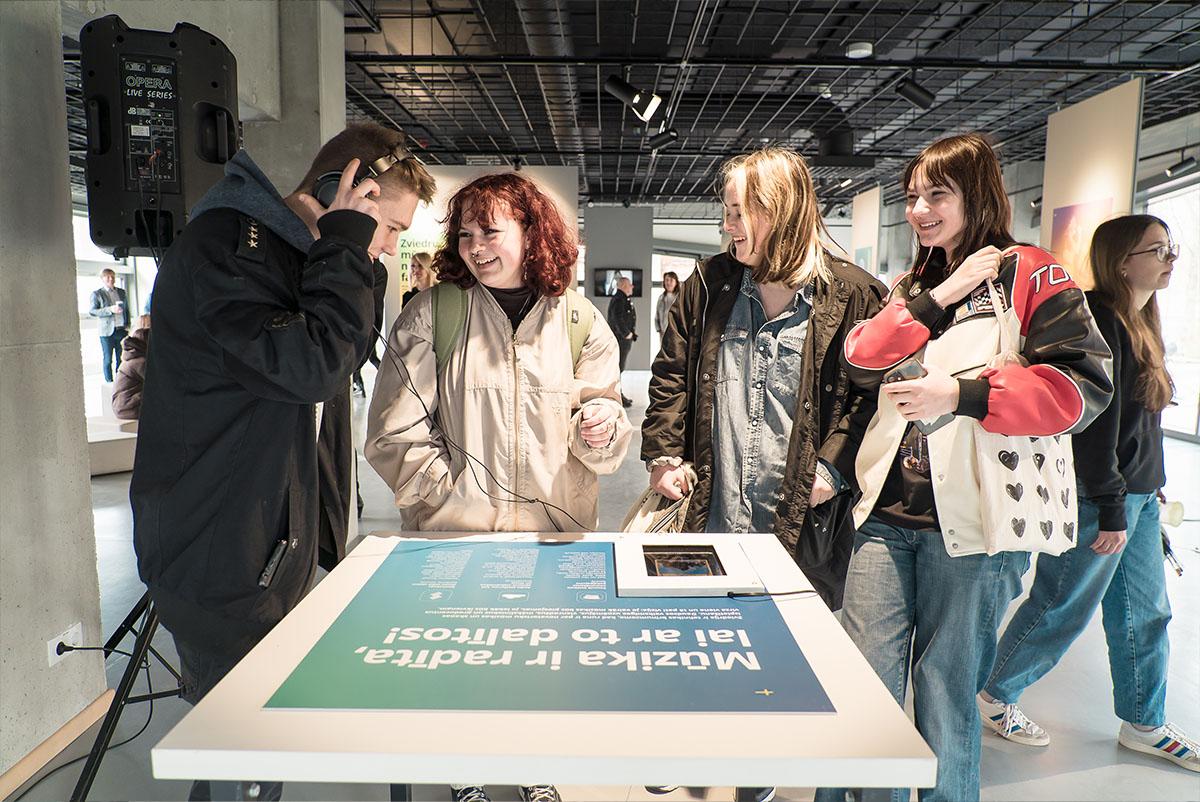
[189,149,314,253]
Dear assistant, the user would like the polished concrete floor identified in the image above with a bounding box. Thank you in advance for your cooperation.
[11,369,1200,802]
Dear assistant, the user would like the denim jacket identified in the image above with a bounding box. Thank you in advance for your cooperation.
[707,270,815,533]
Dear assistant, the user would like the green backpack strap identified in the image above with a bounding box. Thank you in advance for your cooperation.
[431,282,468,376]
[432,284,592,374]
[563,288,593,369]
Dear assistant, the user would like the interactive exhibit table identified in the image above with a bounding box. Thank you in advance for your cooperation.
[152,532,935,791]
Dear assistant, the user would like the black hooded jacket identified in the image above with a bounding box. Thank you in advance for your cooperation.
[130,150,376,652]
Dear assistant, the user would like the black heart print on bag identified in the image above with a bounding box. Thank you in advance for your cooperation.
[1064,522,1075,541]
[1056,457,1066,475]
[1033,453,1046,471]
[1040,521,1054,539]
[1006,483,1024,501]
[1061,488,1070,508]
[1012,518,1026,537]
[1037,485,1050,504]
[998,450,1020,471]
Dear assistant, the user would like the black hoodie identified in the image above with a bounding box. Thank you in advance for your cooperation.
[1072,292,1166,531]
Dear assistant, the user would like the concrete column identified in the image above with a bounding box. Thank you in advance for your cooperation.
[242,0,345,193]
[1,1,106,774]
[584,206,655,371]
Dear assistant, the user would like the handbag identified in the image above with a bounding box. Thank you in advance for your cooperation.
[971,279,1078,556]
[620,464,698,533]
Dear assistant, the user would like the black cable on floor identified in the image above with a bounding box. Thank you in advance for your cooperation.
[14,653,156,801]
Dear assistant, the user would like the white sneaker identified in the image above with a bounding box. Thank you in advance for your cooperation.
[1119,721,1200,772]
[977,694,1050,747]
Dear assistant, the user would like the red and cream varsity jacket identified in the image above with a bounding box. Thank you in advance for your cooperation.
[843,245,1113,556]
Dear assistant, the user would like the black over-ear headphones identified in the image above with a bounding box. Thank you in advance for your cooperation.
[311,144,415,208]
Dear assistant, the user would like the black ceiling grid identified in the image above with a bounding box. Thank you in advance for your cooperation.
[60,2,1200,217]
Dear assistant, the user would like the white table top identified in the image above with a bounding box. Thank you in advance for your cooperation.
[152,532,935,789]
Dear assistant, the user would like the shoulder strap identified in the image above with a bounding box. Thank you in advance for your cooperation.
[431,282,468,376]
[563,288,594,368]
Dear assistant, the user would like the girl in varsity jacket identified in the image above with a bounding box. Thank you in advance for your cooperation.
[815,134,1112,802]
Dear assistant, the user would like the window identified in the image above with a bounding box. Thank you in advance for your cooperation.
[1146,181,1200,438]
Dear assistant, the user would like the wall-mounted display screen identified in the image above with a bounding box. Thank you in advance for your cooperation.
[593,268,643,296]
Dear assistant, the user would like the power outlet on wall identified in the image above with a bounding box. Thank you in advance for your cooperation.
[47,622,83,667]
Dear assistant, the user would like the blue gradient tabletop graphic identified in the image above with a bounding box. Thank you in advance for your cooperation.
[267,541,834,714]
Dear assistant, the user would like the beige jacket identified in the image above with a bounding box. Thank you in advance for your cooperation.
[365,284,632,532]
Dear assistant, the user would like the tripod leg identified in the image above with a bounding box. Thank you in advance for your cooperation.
[102,591,149,655]
[70,605,160,802]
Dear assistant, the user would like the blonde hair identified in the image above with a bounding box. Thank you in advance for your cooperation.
[1088,215,1174,412]
[719,147,830,286]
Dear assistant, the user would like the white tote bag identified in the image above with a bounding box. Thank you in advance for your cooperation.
[971,280,1078,556]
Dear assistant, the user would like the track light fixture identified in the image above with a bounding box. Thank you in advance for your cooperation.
[646,128,679,151]
[838,177,854,189]
[1030,196,1042,210]
[1165,153,1197,178]
[604,75,662,123]
[895,73,935,110]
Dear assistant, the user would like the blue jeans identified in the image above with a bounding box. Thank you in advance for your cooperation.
[816,517,1029,802]
[985,492,1171,726]
[99,327,126,383]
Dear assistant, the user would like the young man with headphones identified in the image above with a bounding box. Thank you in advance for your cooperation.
[130,122,435,801]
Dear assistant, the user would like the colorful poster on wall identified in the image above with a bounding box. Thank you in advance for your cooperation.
[266,541,834,714]
[1050,198,1113,278]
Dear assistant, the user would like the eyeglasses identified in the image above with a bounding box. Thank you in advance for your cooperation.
[1128,243,1180,262]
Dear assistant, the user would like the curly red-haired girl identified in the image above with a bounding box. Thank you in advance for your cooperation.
[433,172,578,297]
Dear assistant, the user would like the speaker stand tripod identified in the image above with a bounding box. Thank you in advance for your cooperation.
[70,591,182,802]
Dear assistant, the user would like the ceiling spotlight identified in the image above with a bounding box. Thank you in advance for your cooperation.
[647,128,679,151]
[586,200,594,208]
[1165,155,1197,177]
[1030,196,1042,210]
[604,75,662,123]
[895,75,935,110]
[838,177,853,189]
[818,84,833,99]
[846,42,873,59]
[512,155,523,172]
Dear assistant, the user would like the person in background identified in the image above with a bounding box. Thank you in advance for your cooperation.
[607,274,637,407]
[112,314,150,420]
[655,270,679,338]
[402,250,435,306]
[979,215,1197,772]
[818,133,1112,802]
[89,267,129,382]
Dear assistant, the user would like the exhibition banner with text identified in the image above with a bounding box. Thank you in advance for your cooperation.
[267,541,834,714]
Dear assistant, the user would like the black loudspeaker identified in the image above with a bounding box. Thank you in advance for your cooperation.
[79,14,239,258]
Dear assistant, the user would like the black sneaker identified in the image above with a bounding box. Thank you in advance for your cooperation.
[645,786,679,795]
[451,786,491,802]
[734,789,776,802]
[518,785,561,802]
[622,395,634,408]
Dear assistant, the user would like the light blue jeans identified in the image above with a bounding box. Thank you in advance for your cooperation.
[816,517,1029,802]
[985,492,1171,726]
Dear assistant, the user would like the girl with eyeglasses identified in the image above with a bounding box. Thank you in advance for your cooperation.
[980,215,1197,772]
